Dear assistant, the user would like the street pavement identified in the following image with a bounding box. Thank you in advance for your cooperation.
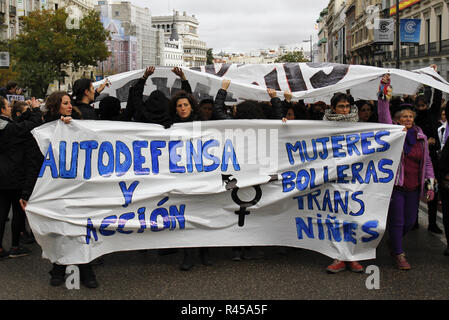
[0,203,448,300]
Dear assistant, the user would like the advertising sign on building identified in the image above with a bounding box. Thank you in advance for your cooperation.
[0,52,9,69]
[17,0,25,16]
[400,19,421,45]
[374,19,394,45]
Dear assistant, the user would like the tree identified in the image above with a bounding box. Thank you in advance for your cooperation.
[9,8,110,97]
[206,48,214,65]
[274,51,309,63]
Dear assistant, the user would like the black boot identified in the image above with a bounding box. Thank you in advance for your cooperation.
[428,224,443,234]
[199,247,212,266]
[49,264,66,287]
[180,248,194,271]
[79,263,98,288]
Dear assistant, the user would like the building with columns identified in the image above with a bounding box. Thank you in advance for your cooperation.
[152,10,207,67]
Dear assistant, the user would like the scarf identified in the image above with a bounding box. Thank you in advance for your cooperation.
[322,106,359,122]
[404,126,417,155]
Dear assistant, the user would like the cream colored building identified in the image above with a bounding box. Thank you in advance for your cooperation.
[382,0,449,83]
[152,11,207,67]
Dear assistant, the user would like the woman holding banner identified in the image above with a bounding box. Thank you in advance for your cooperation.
[377,74,435,271]
[322,92,365,274]
[20,91,99,288]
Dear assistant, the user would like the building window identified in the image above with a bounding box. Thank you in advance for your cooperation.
[115,11,119,17]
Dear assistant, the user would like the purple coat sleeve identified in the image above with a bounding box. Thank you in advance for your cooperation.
[377,98,393,124]
[423,138,435,180]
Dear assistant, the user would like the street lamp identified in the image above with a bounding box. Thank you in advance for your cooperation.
[303,35,313,62]
[395,0,400,69]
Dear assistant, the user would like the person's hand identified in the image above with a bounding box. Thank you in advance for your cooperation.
[30,97,40,109]
[267,88,277,99]
[96,78,111,93]
[60,116,72,124]
[430,64,437,72]
[428,137,436,145]
[282,117,287,123]
[379,74,392,100]
[426,190,435,202]
[19,199,27,211]
[284,91,292,102]
[221,79,231,91]
[143,66,155,80]
[172,67,186,80]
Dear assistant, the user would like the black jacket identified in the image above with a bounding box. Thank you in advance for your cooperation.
[0,108,43,191]
[131,77,173,128]
[72,91,102,120]
[212,89,283,120]
[415,88,442,169]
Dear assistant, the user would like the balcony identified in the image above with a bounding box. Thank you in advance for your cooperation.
[383,40,449,62]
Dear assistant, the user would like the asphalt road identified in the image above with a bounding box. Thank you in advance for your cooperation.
[0,203,448,301]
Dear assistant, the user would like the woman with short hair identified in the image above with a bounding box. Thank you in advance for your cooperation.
[378,74,435,270]
[322,92,364,274]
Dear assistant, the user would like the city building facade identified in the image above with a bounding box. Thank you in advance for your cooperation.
[381,0,449,82]
[318,0,449,79]
[318,0,449,100]
[99,16,137,75]
[95,1,155,69]
[152,11,207,67]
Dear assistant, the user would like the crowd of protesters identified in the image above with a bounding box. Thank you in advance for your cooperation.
[0,63,448,289]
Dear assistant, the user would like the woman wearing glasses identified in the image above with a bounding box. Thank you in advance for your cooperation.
[323,92,364,274]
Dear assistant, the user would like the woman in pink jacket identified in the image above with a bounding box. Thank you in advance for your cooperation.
[377,74,435,270]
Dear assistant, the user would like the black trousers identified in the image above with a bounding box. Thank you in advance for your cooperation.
[439,188,449,245]
[427,191,439,226]
[0,189,26,248]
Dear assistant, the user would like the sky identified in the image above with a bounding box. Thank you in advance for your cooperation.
[129,0,330,54]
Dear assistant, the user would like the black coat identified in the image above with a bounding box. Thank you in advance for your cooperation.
[212,88,283,120]
[131,77,173,128]
[415,88,442,170]
[0,108,43,191]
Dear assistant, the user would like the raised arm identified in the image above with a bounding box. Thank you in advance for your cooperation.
[172,67,192,94]
[267,88,283,120]
[377,74,393,125]
[212,79,232,120]
[131,66,154,121]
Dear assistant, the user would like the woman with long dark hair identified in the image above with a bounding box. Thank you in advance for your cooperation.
[20,91,99,288]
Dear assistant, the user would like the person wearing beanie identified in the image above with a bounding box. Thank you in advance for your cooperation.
[378,74,435,270]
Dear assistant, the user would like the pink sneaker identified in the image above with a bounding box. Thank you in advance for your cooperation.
[326,259,346,273]
[348,261,364,273]
[396,253,411,270]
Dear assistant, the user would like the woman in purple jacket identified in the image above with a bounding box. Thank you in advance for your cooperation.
[377,74,435,270]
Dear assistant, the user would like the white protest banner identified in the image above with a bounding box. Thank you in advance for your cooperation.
[94,63,449,106]
[6,94,25,102]
[26,119,405,265]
